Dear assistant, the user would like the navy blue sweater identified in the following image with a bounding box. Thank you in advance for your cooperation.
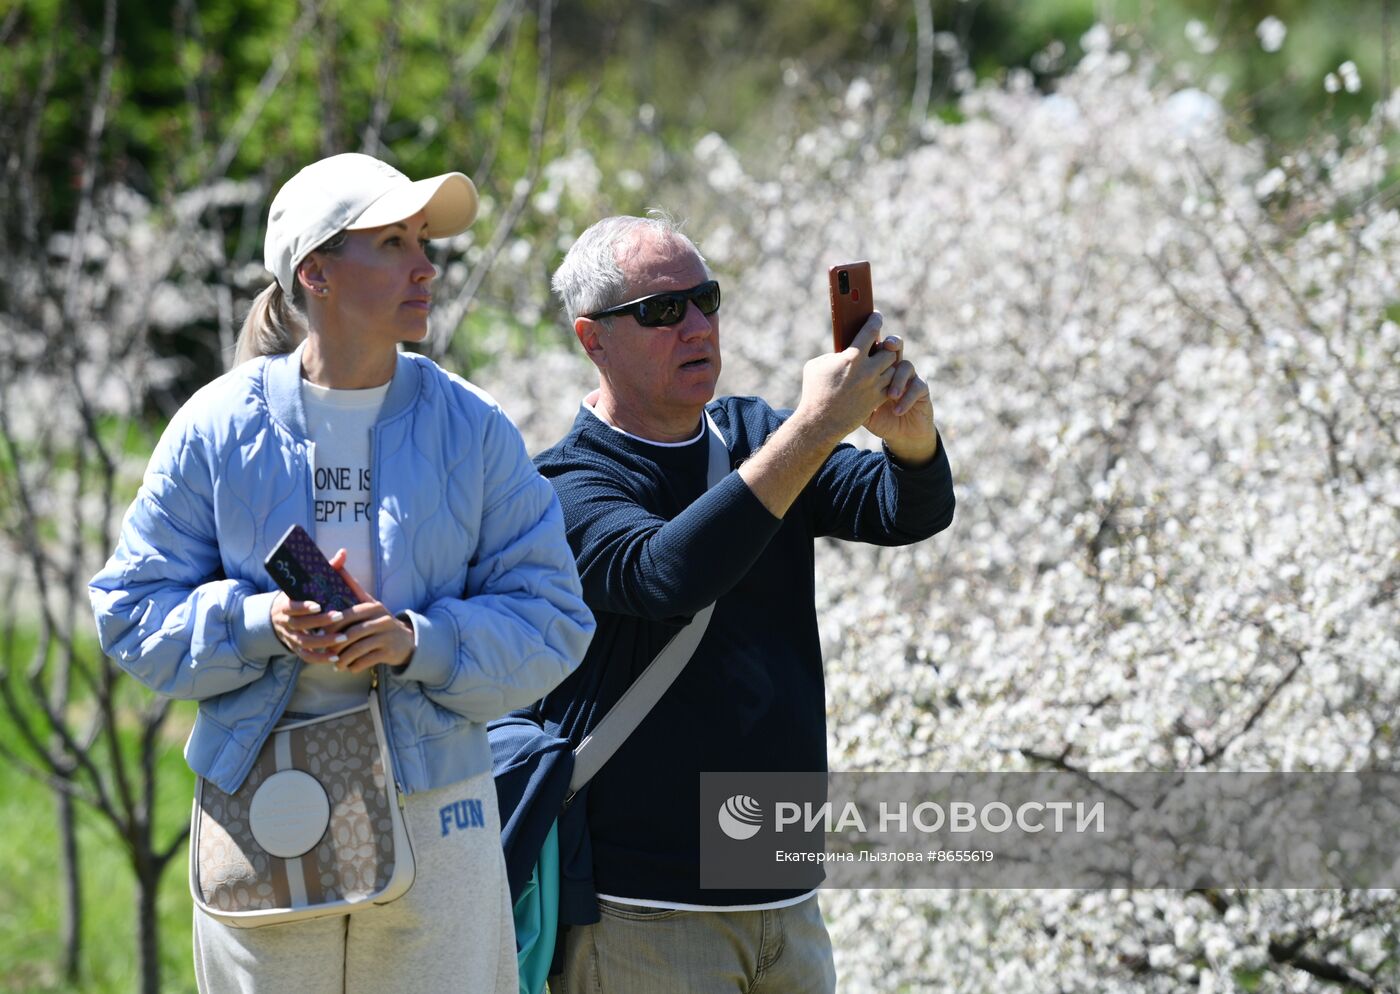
[530,396,955,906]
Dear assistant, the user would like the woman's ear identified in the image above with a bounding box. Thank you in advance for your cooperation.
[298,255,330,298]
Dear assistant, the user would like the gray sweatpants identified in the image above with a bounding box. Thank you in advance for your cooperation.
[193,770,516,994]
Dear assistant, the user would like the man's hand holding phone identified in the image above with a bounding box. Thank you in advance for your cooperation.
[828,261,938,466]
[864,328,937,468]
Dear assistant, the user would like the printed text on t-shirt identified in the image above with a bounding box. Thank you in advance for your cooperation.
[315,466,373,523]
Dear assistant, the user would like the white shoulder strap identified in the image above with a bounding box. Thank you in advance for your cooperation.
[568,412,728,794]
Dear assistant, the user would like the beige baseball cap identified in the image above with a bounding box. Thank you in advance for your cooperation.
[263,152,479,295]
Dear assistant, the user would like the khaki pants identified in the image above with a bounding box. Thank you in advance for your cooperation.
[552,894,837,994]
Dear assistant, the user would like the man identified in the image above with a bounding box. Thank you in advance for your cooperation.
[531,214,955,992]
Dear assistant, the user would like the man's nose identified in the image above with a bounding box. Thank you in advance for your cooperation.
[677,301,713,340]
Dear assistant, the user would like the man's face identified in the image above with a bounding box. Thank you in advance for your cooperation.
[587,231,721,437]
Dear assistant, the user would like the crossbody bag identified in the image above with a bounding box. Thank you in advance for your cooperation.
[189,674,414,928]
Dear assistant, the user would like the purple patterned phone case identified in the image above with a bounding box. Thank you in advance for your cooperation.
[263,524,358,612]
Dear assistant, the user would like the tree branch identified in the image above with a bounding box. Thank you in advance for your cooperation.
[433,0,555,355]
[60,0,119,310]
[453,0,524,81]
[359,8,402,158]
[1268,938,1382,992]
[909,0,934,131]
[203,0,321,186]
[1197,646,1307,766]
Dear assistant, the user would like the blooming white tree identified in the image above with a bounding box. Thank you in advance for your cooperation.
[481,26,1400,993]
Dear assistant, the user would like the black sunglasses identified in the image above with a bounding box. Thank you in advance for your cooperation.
[585,280,721,327]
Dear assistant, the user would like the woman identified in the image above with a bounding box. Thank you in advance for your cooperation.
[89,153,594,993]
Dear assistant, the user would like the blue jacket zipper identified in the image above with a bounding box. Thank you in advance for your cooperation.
[367,421,406,800]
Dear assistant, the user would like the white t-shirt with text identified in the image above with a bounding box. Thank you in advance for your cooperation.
[285,379,389,715]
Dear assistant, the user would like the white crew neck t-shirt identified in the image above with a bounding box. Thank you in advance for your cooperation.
[285,379,389,716]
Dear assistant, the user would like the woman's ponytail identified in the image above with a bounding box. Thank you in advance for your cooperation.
[233,281,308,366]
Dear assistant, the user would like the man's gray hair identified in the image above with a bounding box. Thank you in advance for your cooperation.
[551,212,708,323]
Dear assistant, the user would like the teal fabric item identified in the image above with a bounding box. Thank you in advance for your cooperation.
[515,819,561,994]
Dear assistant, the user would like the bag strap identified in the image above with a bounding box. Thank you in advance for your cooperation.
[567,412,729,795]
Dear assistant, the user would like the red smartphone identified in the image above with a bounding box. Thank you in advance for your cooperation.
[828,261,874,352]
[263,524,358,611]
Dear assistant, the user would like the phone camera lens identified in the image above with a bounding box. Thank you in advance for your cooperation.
[838,270,850,294]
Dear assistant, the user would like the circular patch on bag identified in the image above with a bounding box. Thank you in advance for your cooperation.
[248,770,331,858]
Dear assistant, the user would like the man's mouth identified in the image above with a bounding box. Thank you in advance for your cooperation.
[680,357,710,370]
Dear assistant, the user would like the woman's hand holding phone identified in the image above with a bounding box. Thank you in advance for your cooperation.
[271,548,416,671]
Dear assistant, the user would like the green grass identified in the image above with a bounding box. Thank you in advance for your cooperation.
[0,696,198,994]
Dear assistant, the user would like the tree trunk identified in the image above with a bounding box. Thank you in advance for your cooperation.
[58,789,82,982]
[135,858,162,994]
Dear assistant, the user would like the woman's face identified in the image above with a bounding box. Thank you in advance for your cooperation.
[305,209,437,346]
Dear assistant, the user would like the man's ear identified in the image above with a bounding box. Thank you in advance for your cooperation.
[298,255,330,298]
[575,316,608,368]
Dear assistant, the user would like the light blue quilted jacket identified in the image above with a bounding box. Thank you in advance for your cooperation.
[89,344,594,795]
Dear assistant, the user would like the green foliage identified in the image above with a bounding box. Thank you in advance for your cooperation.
[0,620,196,994]
[2,0,557,229]
[3,0,1389,229]
[1107,0,1386,145]
[0,706,197,994]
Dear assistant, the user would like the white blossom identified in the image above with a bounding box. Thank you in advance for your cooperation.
[1339,60,1362,94]
[1185,19,1218,55]
[845,78,875,111]
[1256,16,1287,53]
[1254,167,1286,199]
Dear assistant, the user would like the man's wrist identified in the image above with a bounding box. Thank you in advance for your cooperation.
[884,430,939,469]
[785,404,848,455]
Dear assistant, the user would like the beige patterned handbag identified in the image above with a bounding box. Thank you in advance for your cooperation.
[189,687,415,928]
